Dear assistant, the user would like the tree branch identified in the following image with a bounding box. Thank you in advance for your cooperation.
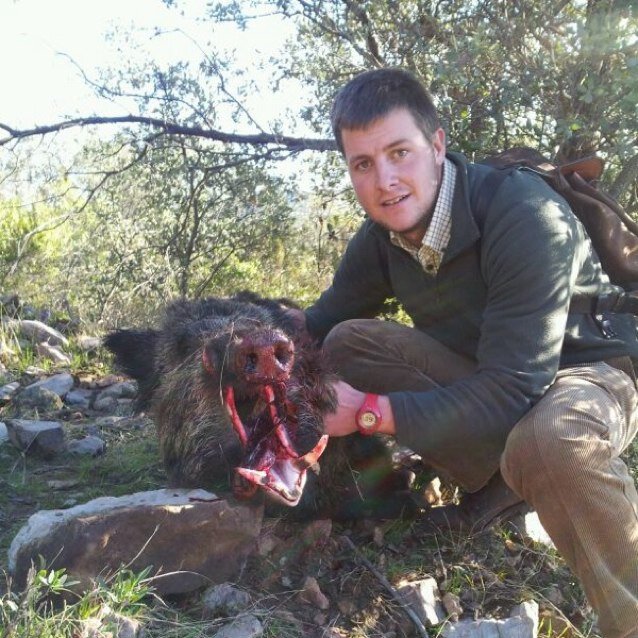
[610,152,638,202]
[0,116,336,152]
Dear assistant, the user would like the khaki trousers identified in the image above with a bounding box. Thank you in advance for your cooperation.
[324,319,638,638]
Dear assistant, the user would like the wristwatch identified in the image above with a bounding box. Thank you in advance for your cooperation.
[355,393,382,435]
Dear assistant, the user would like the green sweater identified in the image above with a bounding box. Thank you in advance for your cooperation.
[306,152,637,490]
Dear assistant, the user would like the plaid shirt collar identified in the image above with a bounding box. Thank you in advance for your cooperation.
[390,157,456,275]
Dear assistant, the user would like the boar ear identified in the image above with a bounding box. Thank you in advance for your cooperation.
[103,329,160,410]
[103,329,159,377]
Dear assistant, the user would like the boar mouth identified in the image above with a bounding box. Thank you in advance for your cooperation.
[223,384,328,506]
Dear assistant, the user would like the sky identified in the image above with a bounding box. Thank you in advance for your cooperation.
[0,0,299,129]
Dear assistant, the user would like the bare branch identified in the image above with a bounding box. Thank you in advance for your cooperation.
[0,116,336,152]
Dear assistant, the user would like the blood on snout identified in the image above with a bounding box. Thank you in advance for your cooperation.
[232,330,295,383]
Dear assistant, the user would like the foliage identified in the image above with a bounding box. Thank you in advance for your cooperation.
[0,562,155,638]
[1,1,637,320]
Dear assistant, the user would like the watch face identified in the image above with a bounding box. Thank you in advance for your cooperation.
[359,410,377,429]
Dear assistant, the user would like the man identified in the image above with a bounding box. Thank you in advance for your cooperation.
[303,68,638,637]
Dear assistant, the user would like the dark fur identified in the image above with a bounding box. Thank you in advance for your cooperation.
[104,293,416,519]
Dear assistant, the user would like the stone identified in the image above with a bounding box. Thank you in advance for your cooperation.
[212,615,263,638]
[94,415,128,428]
[9,489,263,596]
[201,583,252,618]
[6,419,65,457]
[442,592,463,621]
[65,389,92,410]
[68,436,106,457]
[510,600,539,635]
[25,372,74,397]
[7,319,69,347]
[441,600,539,638]
[0,381,20,403]
[398,577,446,626]
[96,381,137,401]
[0,421,7,443]
[299,576,329,610]
[11,386,64,415]
[77,336,102,352]
[103,612,141,638]
[518,512,554,547]
[36,343,72,365]
[93,394,119,412]
[47,479,81,490]
[77,617,102,638]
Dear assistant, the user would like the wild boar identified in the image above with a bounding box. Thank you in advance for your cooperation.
[104,292,415,519]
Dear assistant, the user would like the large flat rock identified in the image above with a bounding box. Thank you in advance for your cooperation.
[9,488,263,595]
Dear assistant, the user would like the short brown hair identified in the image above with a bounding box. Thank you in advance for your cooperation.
[330,68,441,155]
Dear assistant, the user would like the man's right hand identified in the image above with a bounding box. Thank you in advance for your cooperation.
[324,380,396,437]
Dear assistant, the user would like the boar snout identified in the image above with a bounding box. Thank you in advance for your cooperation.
[232,330,295,384]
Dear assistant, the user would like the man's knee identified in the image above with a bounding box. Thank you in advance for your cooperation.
[323,319,373,356]
[501,408,584,498]
[500,389,618,499]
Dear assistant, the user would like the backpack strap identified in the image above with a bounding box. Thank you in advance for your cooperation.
[469,164,514,232]
[469,162,638,317]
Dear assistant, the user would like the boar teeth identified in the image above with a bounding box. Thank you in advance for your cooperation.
[275,423,298,457]
[236,467,268,485]
[294,435,329,470]
[223,386,248,447]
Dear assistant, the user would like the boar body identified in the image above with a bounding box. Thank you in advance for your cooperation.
[105,293,416,519]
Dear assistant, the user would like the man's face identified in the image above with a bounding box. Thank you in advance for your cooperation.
[341,107,446,247]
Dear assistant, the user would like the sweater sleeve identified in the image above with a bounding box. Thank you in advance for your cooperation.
[389,171,587,491]
[305,220,394,341]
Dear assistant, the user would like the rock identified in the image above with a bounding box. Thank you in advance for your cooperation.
[442,592,463,621]
[77,612,141,638]
[93,394,119,412]
[47,479,80,490]
[544,585,564,606]
[9,488,263,596]
[11,386,64,415]
[94,415,128,428]
[96,381,137,401]
[114,399,134,416]
[517,512,554,547]
[0,381,20,403]
[35,343,72,365]
[25,372,74,397]
[103,612,141,638]
[65,389,92,410]
[398,577,446,626]
[201,583,252,618]
[0,421,7,443]
[77,336,102,352]
[77,617,102,638]
[212,615,263,638]
[299,576,329,610]
[6,419,65,457]
[7,319,69,347]
[441,600,539,638]
[510,600,539,635]
[68,436,106,457]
